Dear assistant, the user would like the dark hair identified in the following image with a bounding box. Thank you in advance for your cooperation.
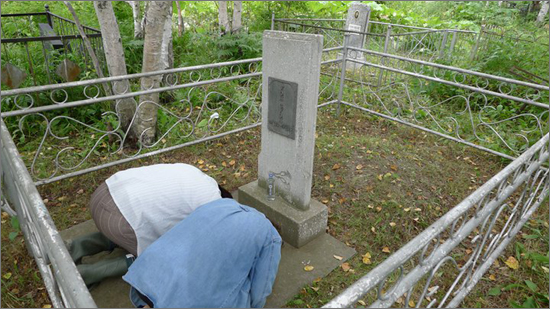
[218,185,233,199]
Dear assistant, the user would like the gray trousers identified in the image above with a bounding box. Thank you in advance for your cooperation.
[89,182,138,256]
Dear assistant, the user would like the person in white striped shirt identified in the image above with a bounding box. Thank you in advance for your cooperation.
[66,163,233,286]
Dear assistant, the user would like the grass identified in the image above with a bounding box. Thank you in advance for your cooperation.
[1,106,548,308]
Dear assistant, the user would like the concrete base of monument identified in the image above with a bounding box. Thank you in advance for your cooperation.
[238,180,328,248]
[60,220,356,308]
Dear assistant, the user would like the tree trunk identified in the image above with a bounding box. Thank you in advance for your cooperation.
[161,3,173,71]
[64,2,109,93]
[94,1,136,134]
[537,1,550,24]
[132,1,171,146]
[176,1,184,36]
[128,1,143,39]
[140,1,150,38]
[218,1,230,35]
[232,1,242,33]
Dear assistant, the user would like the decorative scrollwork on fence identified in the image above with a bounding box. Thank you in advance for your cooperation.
[341,51,549,157]
[5,65,262,182]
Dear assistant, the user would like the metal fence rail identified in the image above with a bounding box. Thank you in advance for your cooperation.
[337,42,549,159]
[1,24,548,308]
[1,119,97,308]
[1,5,106,88]
[1,52,343,186]
[272,17,479,65]
[326,133,549,308]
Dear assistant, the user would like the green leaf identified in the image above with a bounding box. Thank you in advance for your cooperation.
[10,216,20,232]
[197,119,208,128]
[524,280,538,292]
[8,232,18,241]
[488,287,501,296]
[528,253,549,264]
[522,297,536,308]
[523,234,540,239]
[503,283,528,292]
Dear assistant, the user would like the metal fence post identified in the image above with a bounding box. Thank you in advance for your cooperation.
[44,4,53,28]
[439,30,449,59]
[378,25,391,87]
[337,34,350,116]
[471,25,485,61]
[271,13,275,30]
[449,28,458,61]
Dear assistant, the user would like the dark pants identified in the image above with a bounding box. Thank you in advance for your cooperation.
[89,182,138,256]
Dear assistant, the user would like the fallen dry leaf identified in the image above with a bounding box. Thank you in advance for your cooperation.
[304,265,314,272]
[356,164,363,170]
[198,159,205,165]
[390,165,398,171]
[229,159,236,166]
[404,207,411,212]
[333,255,343,261]
[376,207,382,212]
[367,204,374,209]
[324,175,330,181]
[505,256,519,270]
[377,174,383,181]
[222,161,227,167]
[332,163,341,170]
[489,274,496,281]
[409,300,415,307]
[389,222,396,227]
[329,184,334,188]
[371,227,376,233]
[311,286,320,292]
[77,189,84,195]
[358,300,366,306]
[341,263,351,272]
[57,196,67,202]
[382,247,391,253]
[322,199,329,204]
[362,252,372,264]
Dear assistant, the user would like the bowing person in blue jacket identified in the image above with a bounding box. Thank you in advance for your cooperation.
[123,198,282,308]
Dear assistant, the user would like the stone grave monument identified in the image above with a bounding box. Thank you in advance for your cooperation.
[342,3,371,70]
[238,31,328,248]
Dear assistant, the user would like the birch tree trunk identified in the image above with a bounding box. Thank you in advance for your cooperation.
[232,1,242,33]
[64,2,109,93]
[537,1,550,24]
[94,1,135,134]
[218,1,230,35]
[176,1,184,36]
[140,1,150,39]
[132,1,171,146]
[160,3,173,71]
[129,1,143,39]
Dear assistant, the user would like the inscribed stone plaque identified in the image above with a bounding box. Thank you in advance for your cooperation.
[268,77,298,140]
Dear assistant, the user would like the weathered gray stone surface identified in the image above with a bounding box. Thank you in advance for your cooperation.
[265,233,356,308]
[258,31,323,211]
[344,3,371,49]
[239,180,327,248]
[60,219,355,308]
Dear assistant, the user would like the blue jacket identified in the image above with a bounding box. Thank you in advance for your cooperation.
[122,198,282,308]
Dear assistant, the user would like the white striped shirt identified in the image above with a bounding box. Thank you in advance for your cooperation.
[105,163,221,255]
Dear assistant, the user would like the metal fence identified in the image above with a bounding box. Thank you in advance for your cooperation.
[326,133,549,308]
[272,17,479,65]
[0,26,548,308]
[339,43,549,160]
[1,5,106,88]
